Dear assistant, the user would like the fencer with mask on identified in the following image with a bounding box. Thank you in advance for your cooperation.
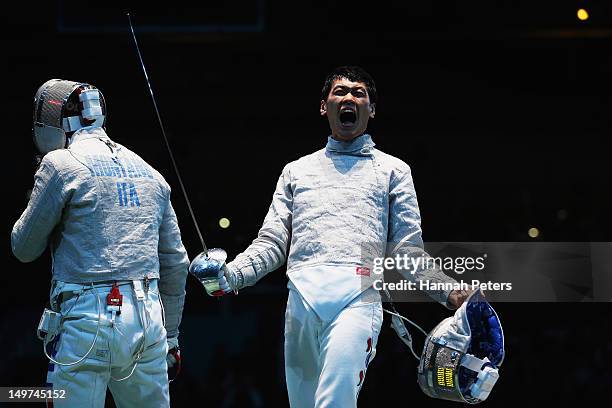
[11,79,188,407]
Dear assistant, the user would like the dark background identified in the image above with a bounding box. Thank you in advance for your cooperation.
[2,1,611,406]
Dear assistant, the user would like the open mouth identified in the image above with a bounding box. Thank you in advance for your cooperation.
[339,108,357,126]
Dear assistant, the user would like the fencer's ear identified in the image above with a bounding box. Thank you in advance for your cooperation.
[369,103,376,119]
[320,100,327,117]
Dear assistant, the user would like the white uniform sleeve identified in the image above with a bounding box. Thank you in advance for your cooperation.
[386,164,457,308]
[158,197,189,339]
[227,165,293,287]
[11,157,66,263]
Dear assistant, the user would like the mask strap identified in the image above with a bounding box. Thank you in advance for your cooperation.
[62,116,82,132]
[79,89,104,121]
[461,354,491,372]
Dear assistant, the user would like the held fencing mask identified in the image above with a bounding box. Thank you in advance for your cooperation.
[416,290,504,404]
[386,289,504,404]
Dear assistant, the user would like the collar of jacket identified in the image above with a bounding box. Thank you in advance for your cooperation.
[68,127,110,146]
[325,133,375,156]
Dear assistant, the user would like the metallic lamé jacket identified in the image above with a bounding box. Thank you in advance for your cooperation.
[11,127,189,337]
[228,134,456,306]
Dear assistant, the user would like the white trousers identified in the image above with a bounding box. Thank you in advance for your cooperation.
[284,288,383,408]
[45,280,169,408]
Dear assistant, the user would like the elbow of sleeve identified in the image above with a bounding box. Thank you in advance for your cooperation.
[12,250,35,263]
[11,237,38,263]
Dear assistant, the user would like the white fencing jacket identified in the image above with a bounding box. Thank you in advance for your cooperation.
[12,127,189,338]
[228,134,456,319]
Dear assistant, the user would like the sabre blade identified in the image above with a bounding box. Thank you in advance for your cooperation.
[127,12,208,256]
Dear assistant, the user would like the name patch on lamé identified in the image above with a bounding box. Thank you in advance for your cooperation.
[85,155,153,207]
[116,182,140,207]
[85,155,153,179]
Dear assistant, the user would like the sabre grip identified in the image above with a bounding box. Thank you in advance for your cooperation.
[188,248,233,296]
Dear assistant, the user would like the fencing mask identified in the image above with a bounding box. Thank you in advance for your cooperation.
[32,79,106,154]
[416,289,504,404]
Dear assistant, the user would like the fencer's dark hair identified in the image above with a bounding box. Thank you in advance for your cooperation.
[321,66,377,104]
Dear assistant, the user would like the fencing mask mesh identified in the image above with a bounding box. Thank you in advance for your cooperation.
[32,79,106,154]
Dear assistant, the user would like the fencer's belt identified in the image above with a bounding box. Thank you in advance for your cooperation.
[86,277,156,287]
[52,278,157,307]
[55,278,156,290]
